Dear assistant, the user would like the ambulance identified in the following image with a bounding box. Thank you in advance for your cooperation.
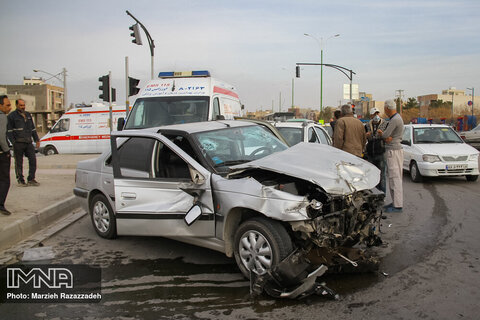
[120,70,243,130]
[39,104,127,155]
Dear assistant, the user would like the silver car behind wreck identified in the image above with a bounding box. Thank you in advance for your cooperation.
[74,120,384,298]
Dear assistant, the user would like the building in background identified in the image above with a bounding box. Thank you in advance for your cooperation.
[418,88,478,118]
[0,77,65,134]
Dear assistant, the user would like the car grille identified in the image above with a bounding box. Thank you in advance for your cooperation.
[437,168,474,174]
[441,155,468,161]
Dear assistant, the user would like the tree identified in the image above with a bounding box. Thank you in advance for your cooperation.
[430,99,451,109]
[404,97,419,110]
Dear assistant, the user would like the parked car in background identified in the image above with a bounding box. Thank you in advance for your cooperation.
[459,124,480,149]
[401,124,479,182]
[74,120,383,298]
[273,119,332,146]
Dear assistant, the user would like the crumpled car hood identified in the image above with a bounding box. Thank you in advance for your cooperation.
[230,142,380,195]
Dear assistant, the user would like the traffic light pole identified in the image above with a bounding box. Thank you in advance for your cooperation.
[108,71,113,133]
[125,56,129,118]
[126,10,155,80]
[296,63,356,104]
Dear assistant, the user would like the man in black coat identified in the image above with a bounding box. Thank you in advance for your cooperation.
[7,99,40,186]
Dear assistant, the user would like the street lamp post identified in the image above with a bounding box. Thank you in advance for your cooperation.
[467,87,475,118]
[33,68,67,111]
[304,33,340,113]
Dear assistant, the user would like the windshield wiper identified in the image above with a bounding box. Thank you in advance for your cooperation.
[214,159,251,168]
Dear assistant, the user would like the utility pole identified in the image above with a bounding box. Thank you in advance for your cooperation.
[395,89,404,114]
[467,87,475,118]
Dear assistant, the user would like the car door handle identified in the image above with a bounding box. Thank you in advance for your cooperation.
[121,192,137,200]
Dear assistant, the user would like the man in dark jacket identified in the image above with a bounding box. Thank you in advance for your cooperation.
[0,95,12,215]
[365,107,388,192]
[7,99,40,186]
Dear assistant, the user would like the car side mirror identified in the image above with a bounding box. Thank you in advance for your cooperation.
[216,115,225,120]
[184,205,202,226]
[401,140,411,146]
[117,118,125,131]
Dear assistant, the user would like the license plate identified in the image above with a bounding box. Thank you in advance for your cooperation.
[446,164,467,170]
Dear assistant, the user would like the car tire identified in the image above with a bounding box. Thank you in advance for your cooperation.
[410,161,423,183]
[466,175,478,182]
[90,194,117,239]
[44,145,58,156]
[233,217,293,279]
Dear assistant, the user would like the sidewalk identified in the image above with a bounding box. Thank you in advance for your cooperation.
[0,154,99,252]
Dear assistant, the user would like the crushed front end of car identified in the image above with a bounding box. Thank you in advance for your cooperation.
[226,143,385,298]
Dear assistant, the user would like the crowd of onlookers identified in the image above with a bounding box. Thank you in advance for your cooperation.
[330,100,404,213]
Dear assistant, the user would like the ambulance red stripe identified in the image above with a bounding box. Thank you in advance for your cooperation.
[213,86,239,99]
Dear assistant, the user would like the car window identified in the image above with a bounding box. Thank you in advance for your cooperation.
[413,127,463,144]
[154,142,191,179]
[276,127,303,146]
[50,118,70,133]
[193,125,288,173]
[212,97,220,120]
[402,126,411,144]
[314,126,329,144]
[125,96,209,129]
[308,127,319,143]
[116,137,155,178]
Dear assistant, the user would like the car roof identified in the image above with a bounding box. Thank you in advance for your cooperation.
[119,120,257,136]
[405,124,452,128]
[274,121,317,128]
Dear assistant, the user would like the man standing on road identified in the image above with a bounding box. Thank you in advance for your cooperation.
[365,107,388,193]
[7,99,40,187]
[0,95,12,215]
[379,99,404,213]
[333,104,366,158]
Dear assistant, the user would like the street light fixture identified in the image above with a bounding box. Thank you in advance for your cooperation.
[33,68,67,111]
[304,33,340,112]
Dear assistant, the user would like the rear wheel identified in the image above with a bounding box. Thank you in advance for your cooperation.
[44,145,58,156]
[410,161,423,183]
[466,175,478,182]
[90,194,116,239]
[234,217,293,279]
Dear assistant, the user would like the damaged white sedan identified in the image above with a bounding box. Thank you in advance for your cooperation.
[74,120,384,298]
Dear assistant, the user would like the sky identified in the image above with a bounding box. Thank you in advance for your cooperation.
[1,0,479,112]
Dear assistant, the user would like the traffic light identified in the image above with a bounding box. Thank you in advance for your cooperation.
[129,23,142,45]
[296,66,301,78]
[98,75,110,102]
[128,77,140,96]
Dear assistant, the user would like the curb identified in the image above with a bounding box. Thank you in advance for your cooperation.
[0,196,81,252]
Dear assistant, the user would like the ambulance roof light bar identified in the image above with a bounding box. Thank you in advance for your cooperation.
[158,70,210,78]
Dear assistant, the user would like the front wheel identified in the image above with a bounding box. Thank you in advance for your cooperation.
[233,217,293,279]
[410,161,423,183]
[90,194,117,239]
[466,175,478,182]
[44,145,58,156]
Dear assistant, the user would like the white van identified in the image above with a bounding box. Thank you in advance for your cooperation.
[39,104,127,155]
[121,70,243,130]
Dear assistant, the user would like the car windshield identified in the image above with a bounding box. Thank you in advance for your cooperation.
[125,96,209,129]
[413,127,463,144]
[193,125,288,173]
[276,127,303,145]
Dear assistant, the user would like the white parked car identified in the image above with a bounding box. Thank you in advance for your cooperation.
[273,119,332,146]
[459,124,480,149]
[401,124,479,182]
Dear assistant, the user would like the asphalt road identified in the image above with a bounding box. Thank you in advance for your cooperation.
[1,174,480,320]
